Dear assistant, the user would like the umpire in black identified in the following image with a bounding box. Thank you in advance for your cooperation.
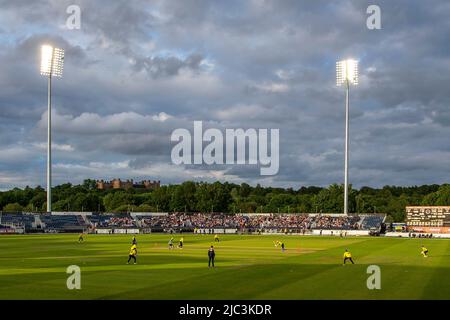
[208,246,216,268]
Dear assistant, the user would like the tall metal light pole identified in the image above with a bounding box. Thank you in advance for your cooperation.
[40,45,64,213]
[336,59,358,215]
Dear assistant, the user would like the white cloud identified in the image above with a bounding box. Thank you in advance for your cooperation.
[275,69,294,80]
[37,110,175,135]
[0,146,34,161]
[33,142,75,152]
[253,82,289,93]
[152,112,171,122]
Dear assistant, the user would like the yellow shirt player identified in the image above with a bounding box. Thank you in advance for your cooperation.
[421,245,429,257]
[178,237,184,249]
[214,234,220,242]
[78,233,84,242]
[127,244,137,264]
[343,249,354,265]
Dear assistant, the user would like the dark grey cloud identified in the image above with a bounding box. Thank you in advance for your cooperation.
[0,0,449,190]
[131,53,204,78]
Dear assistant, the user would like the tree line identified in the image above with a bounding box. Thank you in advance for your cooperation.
[0,179,449,222]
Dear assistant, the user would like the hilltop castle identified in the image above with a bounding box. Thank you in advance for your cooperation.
[96,178,160,190]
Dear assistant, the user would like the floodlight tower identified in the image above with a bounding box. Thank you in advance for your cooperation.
[40,45,64,213]
[336,59,358,215]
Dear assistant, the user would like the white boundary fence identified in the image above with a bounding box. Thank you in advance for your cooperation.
[194,228,237,234]
[385,232,450,239]
[95,228,140,234]
[311,229,370,236]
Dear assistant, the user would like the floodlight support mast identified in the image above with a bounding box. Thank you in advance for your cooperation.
[41,45,64,213]
[344,79,349,216]
[336,59,357,216]
[47,70,52,213]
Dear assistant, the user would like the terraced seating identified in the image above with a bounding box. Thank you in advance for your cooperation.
[39,214,85,230]
[88,214,137,228]
[360,215,384,229]
[0,213,34,229]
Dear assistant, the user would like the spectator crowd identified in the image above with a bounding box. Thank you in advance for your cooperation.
[137,213,362,230]
[96,216,136,228]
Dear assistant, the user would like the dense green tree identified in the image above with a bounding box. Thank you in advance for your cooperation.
[3,202,23,212]
[83,179,97,190]
[114,204,130,212]
[0,182,449,222]
[103,192,132,212]
[266,194,294,212]
[135,204,155,212]
[313,184,356,213]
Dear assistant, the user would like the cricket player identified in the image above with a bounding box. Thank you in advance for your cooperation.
[343,249,354,265]
[208,246,216,268]
[127,243,138,264]
[178,237,184,249]
[421,245,429,257]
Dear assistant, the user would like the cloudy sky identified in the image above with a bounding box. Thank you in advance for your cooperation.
[0,0,449,190]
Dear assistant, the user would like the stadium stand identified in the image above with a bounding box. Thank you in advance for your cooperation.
[89,214,137,228]
[39,214,86,231]
[130,213,365,230]
[0,212,385,233]
[88,214,112,226]
[359,215,385,230]
[0,213,35,229]
[310,215,360,230]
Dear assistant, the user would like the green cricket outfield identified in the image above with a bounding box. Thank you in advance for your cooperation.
[0,234,449,300]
